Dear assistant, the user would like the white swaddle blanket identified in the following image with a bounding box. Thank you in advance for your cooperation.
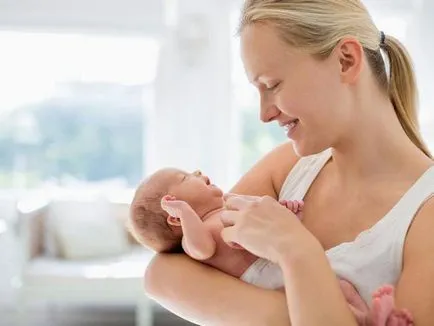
[240,258,284,289]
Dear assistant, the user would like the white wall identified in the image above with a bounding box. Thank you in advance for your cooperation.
[0,0,164,35]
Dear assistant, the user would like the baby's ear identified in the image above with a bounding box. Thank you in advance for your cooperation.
[167,215,181,226]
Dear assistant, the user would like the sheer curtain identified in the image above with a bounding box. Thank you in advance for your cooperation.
[149,0,238,190]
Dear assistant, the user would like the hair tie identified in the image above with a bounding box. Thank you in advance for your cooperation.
[379,31,390,82]
[380,31,386,46]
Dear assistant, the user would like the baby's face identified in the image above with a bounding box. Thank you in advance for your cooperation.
[163,168,224,218]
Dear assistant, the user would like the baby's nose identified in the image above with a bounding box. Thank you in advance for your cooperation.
[193,170,210,184]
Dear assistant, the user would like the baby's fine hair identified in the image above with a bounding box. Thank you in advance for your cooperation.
[128,181,182,253]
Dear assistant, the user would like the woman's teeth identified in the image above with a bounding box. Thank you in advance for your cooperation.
[284,119,298,132]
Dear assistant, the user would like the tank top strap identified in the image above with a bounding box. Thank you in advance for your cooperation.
[327,165,434,257]
[362,165,434,238]
[279,148,332,201]
[386,165,434,269]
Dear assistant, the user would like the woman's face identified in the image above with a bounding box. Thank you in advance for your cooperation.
[240,23,353,156]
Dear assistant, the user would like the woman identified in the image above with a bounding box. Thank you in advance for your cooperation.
[144,1,434,325]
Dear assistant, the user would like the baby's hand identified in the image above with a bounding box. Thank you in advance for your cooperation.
[279,199,304,218]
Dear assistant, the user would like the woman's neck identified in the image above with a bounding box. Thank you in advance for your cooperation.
[330,95,432,190]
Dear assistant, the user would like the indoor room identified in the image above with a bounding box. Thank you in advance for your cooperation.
[0,0,433,325]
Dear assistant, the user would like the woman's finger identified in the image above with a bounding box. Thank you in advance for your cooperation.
[220,226,238,246]
[223,193,236,201]
[227,242,244,250]
[220,210,239,227]
[223,193,260,202]
[224,195,258,211]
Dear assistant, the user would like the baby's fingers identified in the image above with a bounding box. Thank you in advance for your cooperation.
[280,200,296,212]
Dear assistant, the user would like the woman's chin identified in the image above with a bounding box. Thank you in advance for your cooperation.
[292,140,328,158]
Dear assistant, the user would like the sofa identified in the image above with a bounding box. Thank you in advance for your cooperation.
[15,195,155,326]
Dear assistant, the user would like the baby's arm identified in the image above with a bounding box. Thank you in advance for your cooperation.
[161,196,216,261]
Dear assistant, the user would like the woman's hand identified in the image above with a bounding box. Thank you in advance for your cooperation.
[221,194,319,264]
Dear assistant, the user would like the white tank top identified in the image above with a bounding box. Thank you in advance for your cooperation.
[279,148,434,304]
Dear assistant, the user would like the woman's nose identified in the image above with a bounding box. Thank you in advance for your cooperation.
[260,94,280,123]
[260,104,280,123]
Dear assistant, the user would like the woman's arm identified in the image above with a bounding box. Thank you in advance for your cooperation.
[395,197,434,325]
[231,142,299,198]
[145,254,290,326]
[221,195,358,326]
[144,142,298,325]
[279,244,358,326]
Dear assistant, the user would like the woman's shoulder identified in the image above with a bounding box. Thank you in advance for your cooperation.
[231,142,300,199]
[404,193,434,258]
[396,195,434,321]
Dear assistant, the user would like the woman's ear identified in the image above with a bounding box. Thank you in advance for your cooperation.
[335,37,363,84]
[167,215,181,227]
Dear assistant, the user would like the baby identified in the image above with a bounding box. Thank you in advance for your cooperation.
[130,168,413,326]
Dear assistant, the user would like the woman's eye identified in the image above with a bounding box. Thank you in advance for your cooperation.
[267,82,280,91]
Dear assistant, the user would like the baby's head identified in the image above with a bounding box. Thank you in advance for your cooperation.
[129,168,224,253]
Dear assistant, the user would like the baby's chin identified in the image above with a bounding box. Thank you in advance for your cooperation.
[213,186,224,197]
[207,192,226,210]
[208,183,223,194]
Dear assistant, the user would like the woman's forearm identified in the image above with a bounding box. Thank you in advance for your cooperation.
[280,246,357,326]
[145,253,291,326]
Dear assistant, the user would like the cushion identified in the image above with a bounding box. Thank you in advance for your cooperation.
[25,246,153,280]
[49,198,130,260]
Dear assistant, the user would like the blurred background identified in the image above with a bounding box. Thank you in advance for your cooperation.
[0,0,433,325]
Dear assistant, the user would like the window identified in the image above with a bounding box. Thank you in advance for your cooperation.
[0,32,159,191]
[231,10,287,173]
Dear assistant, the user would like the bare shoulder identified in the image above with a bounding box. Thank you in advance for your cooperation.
[396,196,434,324]
[230,142,299,199]
[404,195,434,259]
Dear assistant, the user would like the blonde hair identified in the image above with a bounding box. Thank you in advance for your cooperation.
[239,0,431,158]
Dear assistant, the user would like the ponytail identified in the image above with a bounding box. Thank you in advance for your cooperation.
[383,35,432,158]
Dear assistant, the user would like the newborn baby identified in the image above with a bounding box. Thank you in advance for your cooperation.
[130,168,413,326]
